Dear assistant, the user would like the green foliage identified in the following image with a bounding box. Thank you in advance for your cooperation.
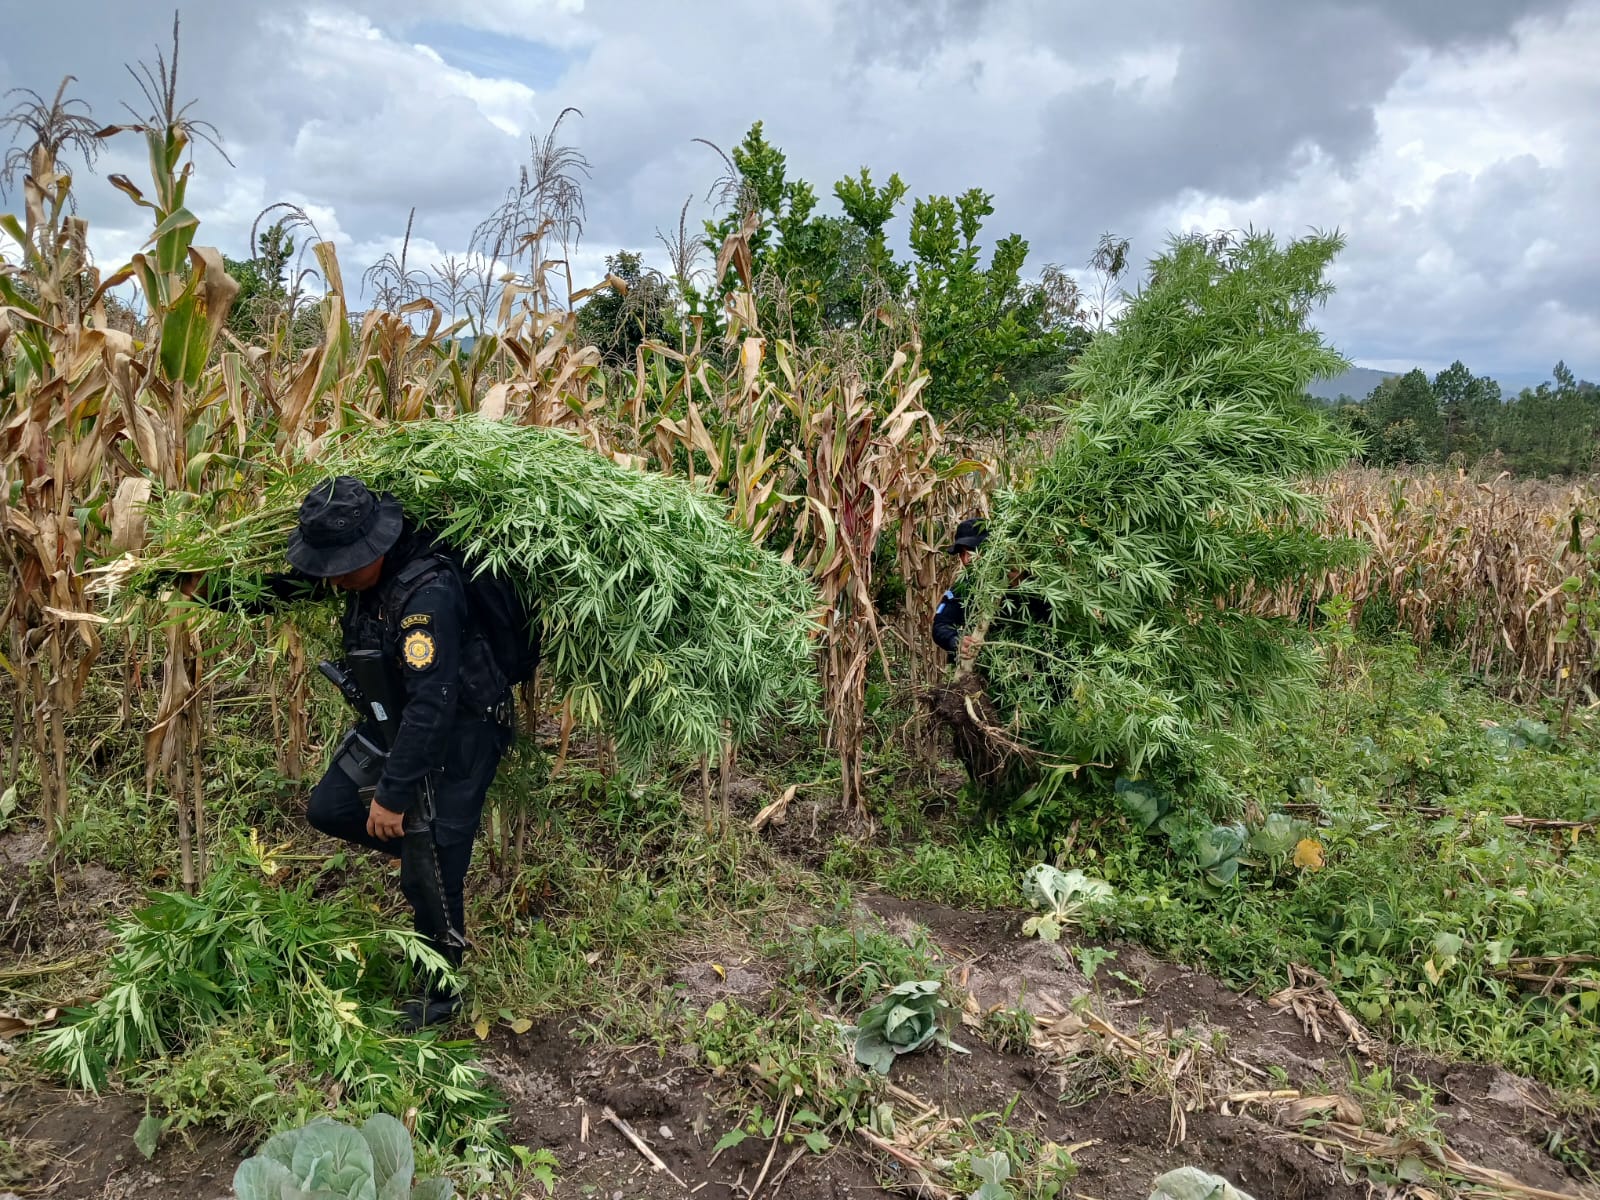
[225,222,319,349]
[1150,1167,1255,1200]
[969,230,1362,802]
[1018,865,1112,941]
[232,1114,453,1200]
[1084,644,1600,1092]
[1343,358,1600,477]
[1361,369,1445,464]
[33,847,504,1155]
[908,188,1070,430]
[966,1149,1014,1200]
[129,416,820,762]
[697,123,1079,428]
[574,250,675,365]
[786,920,940,1005]
[851,980,965,1074]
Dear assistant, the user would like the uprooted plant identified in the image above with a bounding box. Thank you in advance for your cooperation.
[954,230,1363,814]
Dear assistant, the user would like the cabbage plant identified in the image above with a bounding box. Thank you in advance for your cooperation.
[852,980,966,1074]
[1020,864,1113,942]
[232,1115,451,1200]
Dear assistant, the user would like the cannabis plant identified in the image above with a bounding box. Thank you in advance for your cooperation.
[125,416,820,763]
[966,231,1362,805]
[35,850,501,1152]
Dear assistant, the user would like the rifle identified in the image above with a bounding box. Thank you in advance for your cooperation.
[318,652,466,965]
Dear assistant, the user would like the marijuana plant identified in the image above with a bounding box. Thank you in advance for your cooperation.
[966,230,1362,805]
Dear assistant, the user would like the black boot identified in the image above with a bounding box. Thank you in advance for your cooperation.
[400,934,464,1033]
[400,986,461,1032]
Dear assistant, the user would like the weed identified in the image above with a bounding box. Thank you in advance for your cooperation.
[980,1004,1036,1055]
[32,842,505,1159]
[784,919,940,1006]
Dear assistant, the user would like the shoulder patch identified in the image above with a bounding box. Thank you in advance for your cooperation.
[401,629,437,671]
[401,611,432,629]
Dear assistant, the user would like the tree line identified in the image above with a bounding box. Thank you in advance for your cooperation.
[1334,361,1599,478]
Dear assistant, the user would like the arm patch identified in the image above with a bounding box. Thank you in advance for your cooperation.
[400,611,431,629]
[401,629,437,670]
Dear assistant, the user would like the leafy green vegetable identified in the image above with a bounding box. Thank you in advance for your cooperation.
[1247,812,1311,857]
[1019,865,1113,942]
[1149,1167,1255,1200]
[851,981,966,1074]
[968,1150,1014,1200]
[1194,824,1247,888]
[232,1115,448,1200]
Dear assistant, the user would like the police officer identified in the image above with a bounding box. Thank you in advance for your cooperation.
[199,477,512,1030]
[933,517,1051,666]
[932,517,988,663]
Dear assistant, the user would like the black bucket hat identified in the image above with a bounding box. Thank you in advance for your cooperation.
[946,517,989,555]
[286,476,404,578]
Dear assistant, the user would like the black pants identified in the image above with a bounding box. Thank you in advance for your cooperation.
[307,716,510,938]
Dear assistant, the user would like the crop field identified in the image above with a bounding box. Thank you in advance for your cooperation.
[3,32,1600,1200]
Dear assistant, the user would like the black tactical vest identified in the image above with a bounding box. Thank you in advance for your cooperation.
[338,550,506,717]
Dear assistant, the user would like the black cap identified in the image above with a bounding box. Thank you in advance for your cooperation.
[286,476,404,578]
[946,517,989,555]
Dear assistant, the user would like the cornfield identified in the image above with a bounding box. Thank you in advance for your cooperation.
[0,63,980,878]
[5,57,1595,885]
[1257,468,1600,698]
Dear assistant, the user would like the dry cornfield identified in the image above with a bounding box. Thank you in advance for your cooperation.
[0,76,977,872]
[6,59,1593,882]
[1255,468,1600,698]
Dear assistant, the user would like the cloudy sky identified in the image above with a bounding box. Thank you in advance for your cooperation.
[3,0,1595,386]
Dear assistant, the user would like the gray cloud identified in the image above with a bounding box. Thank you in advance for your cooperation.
[1,0,1594,378]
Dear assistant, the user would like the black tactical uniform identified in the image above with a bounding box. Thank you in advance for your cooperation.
[931,517,1050,662]
[305,536,512,946]
[932,518,988,662]
[932,580,969,662]
[219,477,512,1029]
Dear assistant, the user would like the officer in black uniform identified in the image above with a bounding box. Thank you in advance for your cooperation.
[933,517,1052,664]
[200,477,512,1030]
[932,518,988,662]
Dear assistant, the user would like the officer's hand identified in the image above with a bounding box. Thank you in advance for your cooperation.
[367,799,406,841]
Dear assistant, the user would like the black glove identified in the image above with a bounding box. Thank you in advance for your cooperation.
[133,569,204,600]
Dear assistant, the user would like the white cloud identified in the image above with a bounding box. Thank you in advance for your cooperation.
[1150,2,1600,378]
[1,0,1593,374]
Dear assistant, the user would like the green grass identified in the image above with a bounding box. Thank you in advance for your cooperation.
[839,637,1600,1095]
[16,626,1600,1193]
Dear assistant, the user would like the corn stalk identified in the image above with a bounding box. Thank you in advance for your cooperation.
[780,343,936,819]
[0,135,113,845]
[1247,468,1600,702]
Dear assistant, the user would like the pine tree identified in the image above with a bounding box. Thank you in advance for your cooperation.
[965,230,1361,810]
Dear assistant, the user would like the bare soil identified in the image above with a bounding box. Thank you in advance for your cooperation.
[863,893,1597,1199]
[3,823,1596,1200]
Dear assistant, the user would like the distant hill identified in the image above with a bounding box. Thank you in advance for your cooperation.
[1307,366,1394,402]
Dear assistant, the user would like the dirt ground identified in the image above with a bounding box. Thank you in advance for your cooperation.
[863,895,1597,1200]
[3,854,1598,1199]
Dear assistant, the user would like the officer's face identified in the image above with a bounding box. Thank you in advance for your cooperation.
[957,549,975,567]
[330,556,385,591]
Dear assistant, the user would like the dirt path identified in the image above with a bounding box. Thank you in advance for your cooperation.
[864,894,1595,1199]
